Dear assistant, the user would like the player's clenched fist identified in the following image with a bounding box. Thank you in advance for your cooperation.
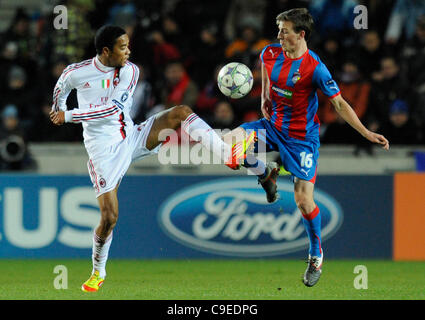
[50,110,65,125]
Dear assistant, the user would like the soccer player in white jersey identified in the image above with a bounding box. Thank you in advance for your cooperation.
[50,25,255,292]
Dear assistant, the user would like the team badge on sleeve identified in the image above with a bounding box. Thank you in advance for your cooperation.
[121,92,129,102]
[326,79,338,90]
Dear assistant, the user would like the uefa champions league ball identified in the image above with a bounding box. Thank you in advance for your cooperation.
[217,62,253,99]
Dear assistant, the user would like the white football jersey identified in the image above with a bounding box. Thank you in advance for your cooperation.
[52,56,139,156]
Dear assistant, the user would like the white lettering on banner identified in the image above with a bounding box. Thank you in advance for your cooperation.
[4,188,58,248]
[192,191,305,241]
[2,186,99,249]
[57,188,100,248]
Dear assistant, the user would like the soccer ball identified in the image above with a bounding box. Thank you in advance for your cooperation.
[217,62,253,99]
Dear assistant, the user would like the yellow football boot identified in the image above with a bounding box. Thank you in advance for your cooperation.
[225,131,257,170]
[81,271,104,292]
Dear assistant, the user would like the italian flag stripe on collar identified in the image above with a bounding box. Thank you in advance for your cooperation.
[102,79,110,88]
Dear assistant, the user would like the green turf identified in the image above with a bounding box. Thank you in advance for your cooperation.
[0,259,424,300]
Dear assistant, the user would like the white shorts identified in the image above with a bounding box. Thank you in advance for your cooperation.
[87,115,160,197]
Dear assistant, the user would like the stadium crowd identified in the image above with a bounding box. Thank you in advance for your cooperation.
[0,0,424,168]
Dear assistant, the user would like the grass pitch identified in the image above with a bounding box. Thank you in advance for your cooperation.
[0,259,423,300]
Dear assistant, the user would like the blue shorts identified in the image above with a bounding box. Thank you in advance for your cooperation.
[240,118,320,183]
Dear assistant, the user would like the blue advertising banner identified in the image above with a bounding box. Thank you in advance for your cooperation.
[0,175,392,258]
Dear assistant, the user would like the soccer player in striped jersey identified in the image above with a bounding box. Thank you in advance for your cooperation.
[50,25,254,292]
[224,8,389,287]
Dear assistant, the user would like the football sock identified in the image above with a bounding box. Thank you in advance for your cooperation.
[243,154,267,178]
[92,231,113,278]
[301,206,322,257]
[182,113,232,162]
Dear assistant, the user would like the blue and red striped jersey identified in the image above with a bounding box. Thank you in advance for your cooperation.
[261,43,340,141]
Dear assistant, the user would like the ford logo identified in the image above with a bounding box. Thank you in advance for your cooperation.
[158,178,343,257]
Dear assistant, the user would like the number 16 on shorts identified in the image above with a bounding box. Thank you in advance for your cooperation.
[299,151,316,179]
[300,151,313,168]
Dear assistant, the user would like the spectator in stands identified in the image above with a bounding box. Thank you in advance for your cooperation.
[316,34,345,75]
[232,58,262,121]
[401,16,425,96]
[379,99,422,144]
[160,60,199,109]
[309,0,357,44]
[385,0,425,45]
[355,30,385,80]
[107,0,137,27]
[129,64,154,123]
[0,104,36,170]
[1,65,39,133]
[40,56,69,96]
[320,112,363,145]
[400,16,425,133]
[363,0,396,38]
[367,56,409,132]
[224,0,267,41]
[50,0,95,63]
[195,64,223,118]
[0,42,19,93]
[165,0,227,45]
[160,15,192,61]
[0,8,37,70]
[191,23,225,88]
[210,101,239,130]
[3,0,422,146]
[30,98,82,142]
[243,110,261,123]
[263,0,310,39]
[318,59,371,125]
[148,30,181,68]
[225,17,271,67]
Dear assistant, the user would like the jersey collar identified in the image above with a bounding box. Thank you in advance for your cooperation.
[93,56,115,73]
[283,48,309,61]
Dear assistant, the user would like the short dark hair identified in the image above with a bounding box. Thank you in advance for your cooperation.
[94,25,126,55]
[276,8,314,41]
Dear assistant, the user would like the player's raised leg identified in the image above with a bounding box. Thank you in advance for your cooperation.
[223,126,279,203]
[145,105,255,168]
[82,185,119,292]
[293,178,323,287]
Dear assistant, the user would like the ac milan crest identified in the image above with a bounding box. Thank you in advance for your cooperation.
[99,178,106,188]
[113,67,120,87]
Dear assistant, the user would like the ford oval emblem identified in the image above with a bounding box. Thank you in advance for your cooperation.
[158,178,343,257]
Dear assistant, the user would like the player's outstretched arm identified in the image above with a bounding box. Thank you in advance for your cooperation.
[261,62,272,120]
[50,104,123,125]
[330,94,390,150]
[51,63,139,125]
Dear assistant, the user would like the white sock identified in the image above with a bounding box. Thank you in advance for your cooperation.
[92,231,113,278]
[182,113,231,162]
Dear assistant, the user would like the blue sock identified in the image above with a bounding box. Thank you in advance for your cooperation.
[301,206,322,257]
[243,154,267,179]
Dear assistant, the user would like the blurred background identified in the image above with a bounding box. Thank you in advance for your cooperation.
[0,0,424,262]
[0,0,424,171]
